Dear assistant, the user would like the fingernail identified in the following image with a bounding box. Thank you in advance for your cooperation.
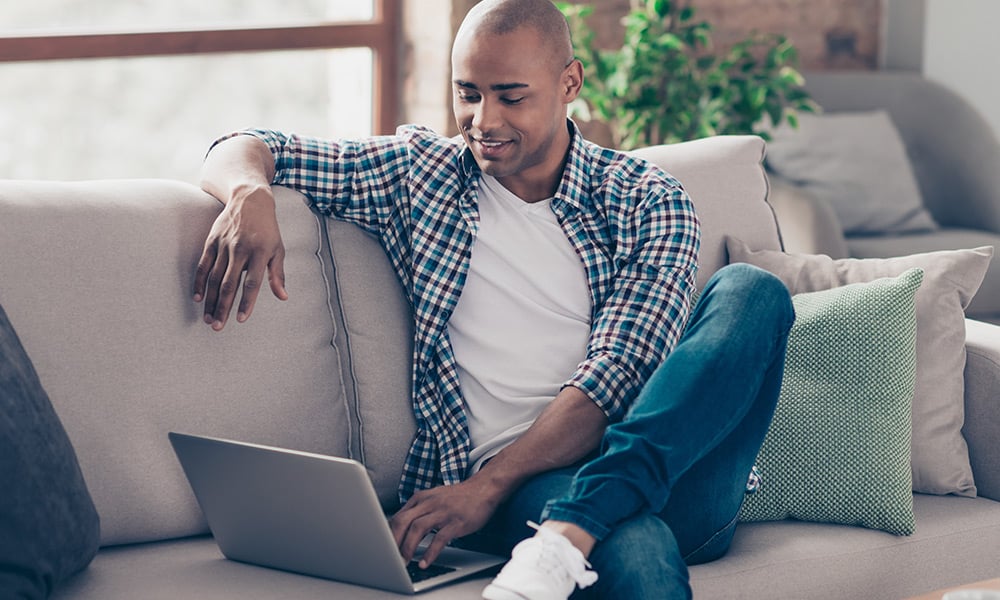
[203,314,213,324]
[212,320,224,331]
[237,312,247,322]
[193,293,203,302]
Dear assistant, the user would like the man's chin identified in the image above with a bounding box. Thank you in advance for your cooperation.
[474,158,514,179]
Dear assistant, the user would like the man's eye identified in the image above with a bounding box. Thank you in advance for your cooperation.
[458,93,481,103]
[502,97,525,105]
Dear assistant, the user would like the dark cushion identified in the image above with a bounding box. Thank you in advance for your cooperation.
[0,302,100,598]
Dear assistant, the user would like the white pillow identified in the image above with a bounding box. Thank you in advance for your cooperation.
[765,110,938,235]
[728,239,993,496]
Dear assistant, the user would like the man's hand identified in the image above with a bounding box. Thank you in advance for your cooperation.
[390,478,501,569]
[390,386,607,569]
[193,185,288,331]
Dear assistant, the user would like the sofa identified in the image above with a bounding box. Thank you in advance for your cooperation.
[766,70,1000,324]
[2,134,1000,600]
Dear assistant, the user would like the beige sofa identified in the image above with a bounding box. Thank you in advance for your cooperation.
[768,70,1000,324]
[2,135,999,599]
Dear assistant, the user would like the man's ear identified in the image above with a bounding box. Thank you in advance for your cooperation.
[562,59,584,103]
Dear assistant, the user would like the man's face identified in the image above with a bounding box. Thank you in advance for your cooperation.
[451,25,580,200]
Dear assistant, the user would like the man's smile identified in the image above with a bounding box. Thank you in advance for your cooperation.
[473,137,514,158]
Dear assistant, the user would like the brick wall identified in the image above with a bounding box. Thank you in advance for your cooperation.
[561,0,881,70]
[402,0,882,132]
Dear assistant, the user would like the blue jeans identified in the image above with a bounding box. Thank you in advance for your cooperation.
[461,263,795,599]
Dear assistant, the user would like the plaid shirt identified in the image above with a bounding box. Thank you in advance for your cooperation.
[234,122,700,502]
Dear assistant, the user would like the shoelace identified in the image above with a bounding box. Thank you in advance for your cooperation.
[524,521,599,589]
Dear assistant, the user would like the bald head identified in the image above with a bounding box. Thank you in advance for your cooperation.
[455,0,574,72]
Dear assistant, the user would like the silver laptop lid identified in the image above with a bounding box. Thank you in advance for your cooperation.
[168,432,503,594]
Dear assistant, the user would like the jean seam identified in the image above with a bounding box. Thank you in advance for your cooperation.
[681,509,740,564]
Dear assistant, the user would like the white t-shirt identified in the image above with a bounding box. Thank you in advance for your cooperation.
[447,174,592,474]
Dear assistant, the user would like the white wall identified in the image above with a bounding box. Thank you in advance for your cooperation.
[881,0,924,71]
[923,0,1000,140]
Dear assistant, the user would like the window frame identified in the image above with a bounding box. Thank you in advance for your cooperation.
[0,0,401,134]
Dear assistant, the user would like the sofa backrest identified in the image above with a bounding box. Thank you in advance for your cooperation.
[0,134,778,547]
[0,180,352,547]
[803,71,1000,233]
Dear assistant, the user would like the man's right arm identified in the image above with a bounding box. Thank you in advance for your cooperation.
[194,134,288,331]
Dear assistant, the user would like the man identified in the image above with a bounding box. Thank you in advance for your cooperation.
[193,0,794,598]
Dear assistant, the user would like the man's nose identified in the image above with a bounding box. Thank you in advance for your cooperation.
[472,99,500,133]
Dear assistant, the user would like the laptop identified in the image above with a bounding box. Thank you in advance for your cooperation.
[168,432,505,594]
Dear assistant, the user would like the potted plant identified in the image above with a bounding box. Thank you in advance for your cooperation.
[558,0,817,149]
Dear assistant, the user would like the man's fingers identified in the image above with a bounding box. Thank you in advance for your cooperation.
[237,255,269,323]
[400,513,442,563]
[210,252,248,331]
[268,249,289,301]
[193,242,218,302]
[390,496,440,563]
[418,525,458,569]
[202,251,229,325]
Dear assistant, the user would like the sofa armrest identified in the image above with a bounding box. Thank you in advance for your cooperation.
[767,175,850,259]
[963,318,1000,501]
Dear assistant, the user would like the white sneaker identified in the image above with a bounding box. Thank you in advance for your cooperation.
[482,521,598,600]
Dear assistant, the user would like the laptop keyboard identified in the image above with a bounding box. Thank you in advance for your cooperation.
[407,561,457,583]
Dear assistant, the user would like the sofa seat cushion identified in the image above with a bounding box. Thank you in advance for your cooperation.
[52,536,493,600]
[847,227,1000,321]
[693,494,1000,600]
[53,496,1000,600]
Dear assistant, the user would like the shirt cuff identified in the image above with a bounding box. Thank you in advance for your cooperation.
[563,352,643,423]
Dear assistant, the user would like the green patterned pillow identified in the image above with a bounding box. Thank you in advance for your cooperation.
[738,268,923,535]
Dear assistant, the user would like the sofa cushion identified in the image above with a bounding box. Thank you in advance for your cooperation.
[738,269,922,535]
[847,227,1000,321]
[51,496,1000,600]
[765,110,939,235]
[52,536,491,600]
[324,220,416,509]
[0,301,101,598]
[695,495,1000,600]
[729,241,992,497]
[0,181,353,546]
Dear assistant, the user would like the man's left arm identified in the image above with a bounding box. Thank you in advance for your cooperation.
[390,385,605,567]
[567,181,700,423]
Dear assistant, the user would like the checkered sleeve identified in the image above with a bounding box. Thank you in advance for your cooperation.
[566,182,700,422]
[209,128,421,235]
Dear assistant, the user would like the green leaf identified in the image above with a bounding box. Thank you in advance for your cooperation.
[565,0,814,144]
[778,65,805,87]
[657,32,684,51]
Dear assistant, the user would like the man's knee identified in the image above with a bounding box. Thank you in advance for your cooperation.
[699,263,794,333]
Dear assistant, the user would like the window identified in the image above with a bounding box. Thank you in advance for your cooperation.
[0,0,400,181]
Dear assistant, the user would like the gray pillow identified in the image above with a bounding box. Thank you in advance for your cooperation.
[0,302,100,598]
[765,110,938,235]
[728,239,993,496]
